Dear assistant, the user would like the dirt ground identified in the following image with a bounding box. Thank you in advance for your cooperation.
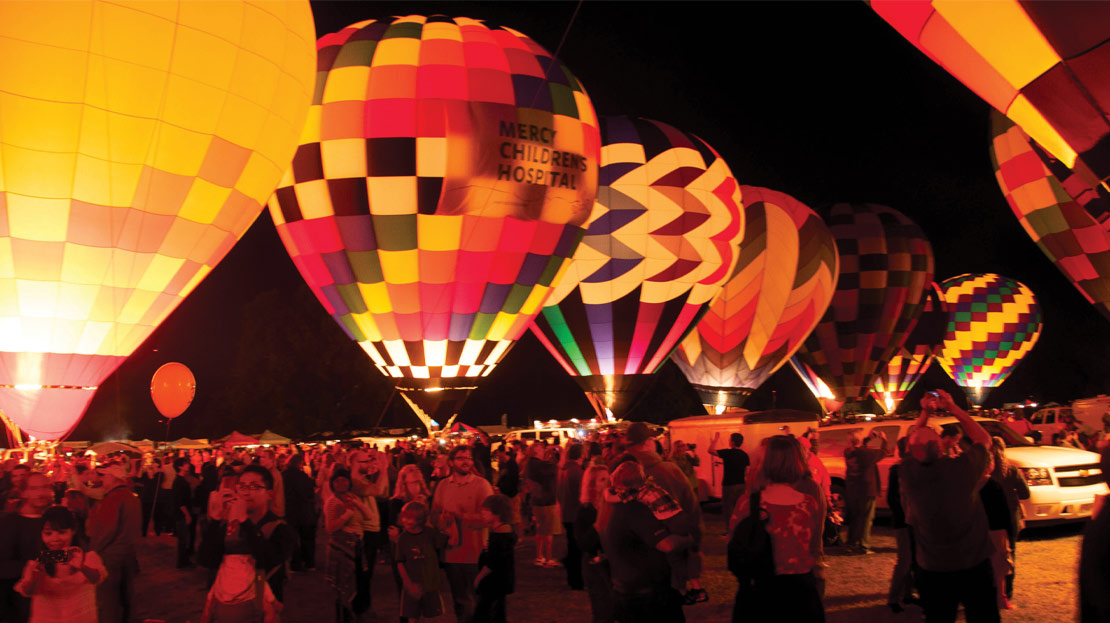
[133,513,1086,623]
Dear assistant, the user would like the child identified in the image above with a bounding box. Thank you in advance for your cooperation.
[15,506,107,623]
[475,494,516,623]
[395,501,449,622]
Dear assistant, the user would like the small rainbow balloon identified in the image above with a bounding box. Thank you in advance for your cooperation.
[936,273,1043,406]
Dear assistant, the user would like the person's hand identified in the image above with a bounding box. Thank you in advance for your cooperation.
[227,497,248,524]
[404,581,422,597]
[712,432,721,442]
[934,389,957,411]
[66,547,84,570]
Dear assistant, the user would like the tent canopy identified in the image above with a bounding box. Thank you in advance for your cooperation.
[220,431,259,447]
[169,437,210,449]
[257,430,291,445]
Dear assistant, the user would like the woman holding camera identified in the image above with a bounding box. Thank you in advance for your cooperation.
[16,506,106,623]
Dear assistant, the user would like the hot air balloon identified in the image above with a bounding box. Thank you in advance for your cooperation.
[268,16,600,432]
[790,203,934,412]
[671,186,838,414]
[936,273,1043,406]
[870,1,1110,190]
[872,282,947,414]
[529,116,743,421]
[0,1,316,440]
[990,112,1110,322]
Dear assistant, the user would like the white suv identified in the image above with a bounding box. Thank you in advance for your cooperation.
[815,416,1108,526]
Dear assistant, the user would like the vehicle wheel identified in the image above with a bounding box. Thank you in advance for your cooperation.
[824,482,846,546]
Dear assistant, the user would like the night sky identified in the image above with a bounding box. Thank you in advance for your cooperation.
[69,1,1110,442]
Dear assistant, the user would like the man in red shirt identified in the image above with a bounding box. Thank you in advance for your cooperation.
[432,445,493,623]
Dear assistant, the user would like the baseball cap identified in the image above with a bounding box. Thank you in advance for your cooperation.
[624,421,657,446]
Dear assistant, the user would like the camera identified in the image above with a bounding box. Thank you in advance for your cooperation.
[37,549,70,565]
[686,443,696,450]
[926,390,940,398]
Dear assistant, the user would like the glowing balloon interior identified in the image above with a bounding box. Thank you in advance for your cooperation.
[672,186,838,412]
[792,203,934,407]
[871,1,1110,190]
[990,112,1110,322]
[150,362,196,419]
[530,116,743,419]
[0,0,316,439]
[937,273,1043,406]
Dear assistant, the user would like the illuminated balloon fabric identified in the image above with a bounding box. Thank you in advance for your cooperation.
[672,186,838,409]
[150,362,196,420]
[791,203,934,404]
[937,273,1043,402]
[990,113,1110,321]
[870,1,1110,189]
[0,1,316,439]
[872,282,947,414]
[268,16,600,388]
[529,116,743,417]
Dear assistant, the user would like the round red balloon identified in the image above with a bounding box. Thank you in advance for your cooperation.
[150,363,196,419]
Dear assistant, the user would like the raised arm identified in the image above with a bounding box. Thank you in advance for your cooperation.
[936,389,991,446]
[708,432,722,458]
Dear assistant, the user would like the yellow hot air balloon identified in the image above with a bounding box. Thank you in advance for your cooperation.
[936,273,1043,406]
[0,1,316,439]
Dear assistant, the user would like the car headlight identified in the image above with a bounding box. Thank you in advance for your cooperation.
[1020,467,1053,486]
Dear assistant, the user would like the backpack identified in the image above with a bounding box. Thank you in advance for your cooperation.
[726,490,775,584]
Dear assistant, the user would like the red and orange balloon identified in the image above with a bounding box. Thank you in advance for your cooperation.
[672,186,838,413]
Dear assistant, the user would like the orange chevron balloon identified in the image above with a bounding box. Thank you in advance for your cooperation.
[672,186,838,411]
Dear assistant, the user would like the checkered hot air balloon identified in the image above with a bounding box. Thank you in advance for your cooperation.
[870,1,1110,190]
[790,203,934,412]
[529,117,743,421]
[268,16,600,431]
[872,282,947,414]
[990,112,1110,322]
[671,186,838,413]
[937,273,1043,406]
[0,0,316,440]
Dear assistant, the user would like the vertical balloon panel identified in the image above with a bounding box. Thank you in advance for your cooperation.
[872,282,947,413]
[791,203,934,406]
[267,16,600,430]
[936,273,1043,406]
[671,186,838,413]
[870,0,1110,189]
[530,116,743,419]
[0,1,316,439]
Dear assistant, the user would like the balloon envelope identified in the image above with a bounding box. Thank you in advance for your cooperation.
[791,203,934,406]
[672,186,838,412]
[870,1,1110,189]
[872,282,948,414]
[267,16,600,427]
[990,112,1110,321]
[530,116,744,419]
[0,1,316,439]
[936,273,1043,406]
[150,362,195,419]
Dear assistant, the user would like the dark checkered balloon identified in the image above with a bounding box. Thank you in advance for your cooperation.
[792,203,934,404]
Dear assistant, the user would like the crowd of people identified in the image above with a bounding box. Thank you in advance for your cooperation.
[0,396,1107,623]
